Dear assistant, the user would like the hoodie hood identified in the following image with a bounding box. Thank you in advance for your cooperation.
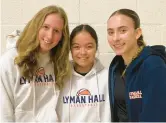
[110,45,166,76]
[6,30,21,50]
[71,58,105,77]
[150,45,166,62]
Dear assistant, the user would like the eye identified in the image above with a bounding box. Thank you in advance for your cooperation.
[42,25,49,30]
[87,45,93,49]
[72,45,80,49]
[53,29,59,33]
[120,29,127,34]
[108,31,114,36]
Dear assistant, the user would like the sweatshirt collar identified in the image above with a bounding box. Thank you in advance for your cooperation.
[71,58,104,77]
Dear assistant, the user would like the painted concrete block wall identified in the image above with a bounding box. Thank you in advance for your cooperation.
[1,0,166,68]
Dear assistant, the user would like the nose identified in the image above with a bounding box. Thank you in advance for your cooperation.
[80,48,87,55]
[112,32,120,41]
[47,30,53,40]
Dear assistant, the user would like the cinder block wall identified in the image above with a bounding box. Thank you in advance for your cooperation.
[1,0,166,68]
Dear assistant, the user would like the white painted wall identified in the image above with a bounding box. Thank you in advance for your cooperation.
[1,0,166,68]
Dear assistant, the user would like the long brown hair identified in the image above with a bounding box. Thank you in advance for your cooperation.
[14,5,71,88]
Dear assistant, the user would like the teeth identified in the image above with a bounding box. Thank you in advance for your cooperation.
[44,40,51,44]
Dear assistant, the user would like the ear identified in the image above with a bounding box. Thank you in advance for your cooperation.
[135,28,142,40]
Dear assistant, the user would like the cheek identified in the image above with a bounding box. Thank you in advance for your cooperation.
[108,40,114,50]
[71,50,77,58]
[38,30,44,40]
[52,34,62,43]
[107,36,113,45]
[89,50,96,58]
[125,34,137,45]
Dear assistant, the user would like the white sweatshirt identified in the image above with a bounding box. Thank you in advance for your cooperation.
[56,58,111,122]
[0,48,60,122]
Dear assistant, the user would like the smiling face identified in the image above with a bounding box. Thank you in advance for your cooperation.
[38,13,64,53]
[107,14,141,57]
[71,31,97,73]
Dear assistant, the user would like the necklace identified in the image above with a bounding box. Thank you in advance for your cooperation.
[121,45,144,77]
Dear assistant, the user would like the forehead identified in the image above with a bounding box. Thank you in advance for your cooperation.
[43,13,64,28]
[107,14,134,29]
[72,31,96,45]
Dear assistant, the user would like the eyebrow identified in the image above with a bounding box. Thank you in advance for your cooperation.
[42,23,49,26]
[107,26,128,31]
[72,43,78,45]
[72,43,94,45]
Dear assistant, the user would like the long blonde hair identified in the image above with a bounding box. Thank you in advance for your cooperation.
[14,5,71,88]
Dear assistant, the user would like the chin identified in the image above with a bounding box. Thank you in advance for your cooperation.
[78,63,87,67]
[115,51,123,56]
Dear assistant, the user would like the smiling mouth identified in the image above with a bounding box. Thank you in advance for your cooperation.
[114,44,125,48]
[79,58,88,60]
[44,40,52,44]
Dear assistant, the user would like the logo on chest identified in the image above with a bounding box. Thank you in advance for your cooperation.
[19,67,55,86]
[63,88,105,107]
[129,90,142,99]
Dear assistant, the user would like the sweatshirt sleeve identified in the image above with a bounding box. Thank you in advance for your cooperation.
[139,65,166,122]
[0,56,15,122]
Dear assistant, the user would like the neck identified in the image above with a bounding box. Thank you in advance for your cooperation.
[122,45,139,66]
[74,62,94,74]
[39,51,50,56]
[37,52,51,65]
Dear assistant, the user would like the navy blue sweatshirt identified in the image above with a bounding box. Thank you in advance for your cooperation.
[109,46,166,122]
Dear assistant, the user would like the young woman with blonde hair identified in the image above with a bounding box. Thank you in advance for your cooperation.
[0,5,71,122]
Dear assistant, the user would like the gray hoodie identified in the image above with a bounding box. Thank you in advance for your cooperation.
[56,58,111,122]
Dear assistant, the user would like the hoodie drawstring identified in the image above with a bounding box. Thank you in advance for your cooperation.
[95,71,101,122]
[69,76,72,122]
[32,81,36,121]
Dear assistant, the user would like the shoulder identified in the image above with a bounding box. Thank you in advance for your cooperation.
[97,67,108,82]
[136,54,166,80]
[0,48,18,71]
[142,54,165,70]
[0,48,18,86]
[109,55,123,70]
[99,68,108,75]
[141,46,166,68]
[0,48,17,60]
[141,55,166,88]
